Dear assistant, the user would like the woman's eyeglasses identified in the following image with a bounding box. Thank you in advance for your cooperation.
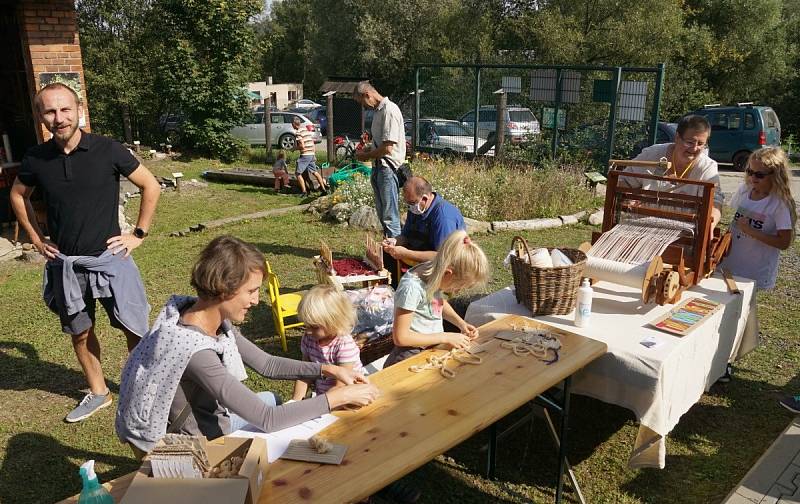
[746,168,773,179]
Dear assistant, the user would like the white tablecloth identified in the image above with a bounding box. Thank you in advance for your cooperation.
[465,273,758,469]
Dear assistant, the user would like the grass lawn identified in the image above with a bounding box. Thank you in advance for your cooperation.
[0,156,798,503]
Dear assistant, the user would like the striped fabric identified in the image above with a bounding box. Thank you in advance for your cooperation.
[300,334,363,394]
[295,126,316,156]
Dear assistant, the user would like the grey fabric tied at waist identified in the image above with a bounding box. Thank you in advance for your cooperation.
[43,250,151,337]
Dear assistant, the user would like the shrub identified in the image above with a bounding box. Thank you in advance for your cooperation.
[332,159,600,222]
[331,172,375,208]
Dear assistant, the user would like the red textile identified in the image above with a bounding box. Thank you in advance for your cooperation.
[332,258,377,276]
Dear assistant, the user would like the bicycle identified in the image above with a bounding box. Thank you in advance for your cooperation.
[333,131,371,165]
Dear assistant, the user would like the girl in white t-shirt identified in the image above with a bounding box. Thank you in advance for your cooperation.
[722,147,796,290]
[385,230,490,367]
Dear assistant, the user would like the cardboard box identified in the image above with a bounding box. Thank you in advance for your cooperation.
[121,437,268,504]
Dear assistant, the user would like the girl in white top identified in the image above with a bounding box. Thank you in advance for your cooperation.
[385,230,490,367]
[722,147,796,290]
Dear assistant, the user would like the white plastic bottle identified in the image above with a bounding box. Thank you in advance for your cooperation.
[574,278,593,328]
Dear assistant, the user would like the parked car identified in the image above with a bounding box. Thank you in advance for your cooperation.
[690,103,781,171]
[288,99,322,110]
[458,105,540,144]
[631,122,677,157]
[302,107,328,136]
[404,118,489,156]
[158,112,184,145]
[230,111,322,149]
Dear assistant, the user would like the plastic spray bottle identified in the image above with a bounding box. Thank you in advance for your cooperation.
[77,460,114,504]
[574,278,593,328]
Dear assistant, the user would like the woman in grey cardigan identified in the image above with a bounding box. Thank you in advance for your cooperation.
[116,235,379,454]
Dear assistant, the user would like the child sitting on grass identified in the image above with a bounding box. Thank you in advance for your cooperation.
[293,285,364,399]
[385,230,490,367]
[272,150,291,192]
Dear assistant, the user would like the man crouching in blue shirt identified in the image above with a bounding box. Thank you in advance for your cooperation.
[10,83,161,423]
[382,176,465,286]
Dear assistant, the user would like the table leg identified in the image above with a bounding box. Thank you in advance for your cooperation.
[487,422,497,479]
[555,376,571,504]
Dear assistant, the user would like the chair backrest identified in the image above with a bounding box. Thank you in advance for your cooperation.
[266,271,281,307]
[265,259,274,275]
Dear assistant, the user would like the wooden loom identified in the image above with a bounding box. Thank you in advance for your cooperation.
[583,159,732,305]
[312,235,391,290]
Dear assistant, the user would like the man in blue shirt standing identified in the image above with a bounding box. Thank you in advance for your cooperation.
[382,176,465,268]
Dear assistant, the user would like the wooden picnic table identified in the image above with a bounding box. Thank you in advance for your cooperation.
[57,314,606,504]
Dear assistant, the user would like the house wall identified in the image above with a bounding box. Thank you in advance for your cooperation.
[18,0,91,141]
[248,82,304,110]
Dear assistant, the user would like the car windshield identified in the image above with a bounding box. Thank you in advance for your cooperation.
[434,123,472,136]
[509,110,536,122]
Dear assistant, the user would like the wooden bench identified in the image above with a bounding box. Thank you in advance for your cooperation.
[584,171,607,196]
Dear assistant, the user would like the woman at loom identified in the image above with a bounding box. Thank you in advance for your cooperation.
[385,230,490,367]
[116,235,379,456]
[619,114,724,230]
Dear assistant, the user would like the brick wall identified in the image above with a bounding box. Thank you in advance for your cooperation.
[18,0,91,141]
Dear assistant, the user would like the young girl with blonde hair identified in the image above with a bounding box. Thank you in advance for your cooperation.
[293,285,364,399]
[722,146,796,290]
[385,229,490,367]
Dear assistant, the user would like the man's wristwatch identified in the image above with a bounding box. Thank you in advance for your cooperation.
[133,227,149,239]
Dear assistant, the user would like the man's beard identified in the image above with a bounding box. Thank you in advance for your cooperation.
[51,122,78,142]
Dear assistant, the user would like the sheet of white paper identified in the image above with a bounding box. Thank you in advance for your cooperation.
[230,413,339,463]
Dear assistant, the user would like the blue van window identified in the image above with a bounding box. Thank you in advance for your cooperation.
[728,113,741,130]
[745,113,755,130]
[710,112,728,131]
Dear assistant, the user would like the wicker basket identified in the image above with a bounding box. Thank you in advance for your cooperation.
[509,236,587,315]
[355,332,394,366]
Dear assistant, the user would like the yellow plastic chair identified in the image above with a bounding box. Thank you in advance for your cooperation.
[265,262,305,352]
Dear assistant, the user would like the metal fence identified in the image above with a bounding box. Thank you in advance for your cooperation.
[411,63,665,171]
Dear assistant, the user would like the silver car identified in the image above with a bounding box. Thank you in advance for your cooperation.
[459,106,540,144]
[230,111,322,150]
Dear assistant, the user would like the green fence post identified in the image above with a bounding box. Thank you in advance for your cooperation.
[473,66,481,157]
[550,68,563,160]
[604,67,622,172]
[413,66,420,152]
[649,62,666,146]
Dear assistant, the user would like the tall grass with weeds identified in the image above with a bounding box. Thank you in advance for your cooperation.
[410,158,600,221]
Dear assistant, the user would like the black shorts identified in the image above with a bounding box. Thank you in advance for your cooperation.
[55,267,125,336]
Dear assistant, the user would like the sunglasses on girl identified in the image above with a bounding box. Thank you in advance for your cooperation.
[746,168,773,179]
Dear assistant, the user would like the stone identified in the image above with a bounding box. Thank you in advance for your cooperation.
[588,209,604,226]
[349,206,382,232]
[491,218,563,231]
[559,214,579,226]
[18,249,44,263]
[0,237,21,262]
[464,217,491,234]
[329,203,353,223]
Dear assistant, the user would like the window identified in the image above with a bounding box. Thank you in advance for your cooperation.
[253,113,263,124]
[744,113,756,130]
[728,113,741,130]
[710,112,729,131]
[509,109,535,122]
[271,114,284,124]
[288,90,297,101]
[478,110,496,122]
[461,112,475,123]
[764,110,780,129]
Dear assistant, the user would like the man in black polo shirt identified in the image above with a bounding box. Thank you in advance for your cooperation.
[10,83,161,423]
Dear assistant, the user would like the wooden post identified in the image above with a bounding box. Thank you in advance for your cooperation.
[324,91,335,165]
[494,88,506,160]
[264,105,273,164]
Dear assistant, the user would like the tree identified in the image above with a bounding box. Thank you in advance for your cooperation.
[77,0,161,143]
[153,0,262,161]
